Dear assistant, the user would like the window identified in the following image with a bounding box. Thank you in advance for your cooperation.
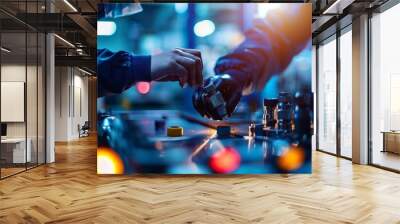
[339,28,352,158]
[371,3,400,171]
[0,1,47,179]
[317,36,337,154]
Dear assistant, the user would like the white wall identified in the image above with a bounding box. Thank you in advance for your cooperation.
[55,66,69,141]
[1,63,46,163]
[54,67,89,141]
[72,73,89,138]
[1,65,42,137]
[1,65,26,138]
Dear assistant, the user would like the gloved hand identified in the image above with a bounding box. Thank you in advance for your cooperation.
[151,48,203,87]
[193,74,242,120]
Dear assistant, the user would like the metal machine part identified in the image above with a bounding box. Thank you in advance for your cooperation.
[255,92,313,139]
[203,83,228,119]
[249,122,256,137]
[192,81,228,120]
[217,125,231,138]
[294,92,313,137]
[167,126,184,137]
[255,91,313,169]
[263,98,278,129]
[277,92,292,133]
[193,74,242,120]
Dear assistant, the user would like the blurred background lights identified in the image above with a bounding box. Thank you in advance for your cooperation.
[194,20,215,37]
[277,147,305,171]
[174,3,188,14]
[209,147,241,173]
[136,82,151,94]
[97,21,117,36]
[121,98,132,110]
[97,147,124,174]
[272,139,290,156]
[256,3,281,18]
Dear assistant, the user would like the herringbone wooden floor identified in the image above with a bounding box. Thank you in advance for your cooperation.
[1,136,400,224]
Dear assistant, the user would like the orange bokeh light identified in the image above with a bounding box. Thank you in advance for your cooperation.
[277,146,305,171]
[97,147,124,174]
[209,147,241,174]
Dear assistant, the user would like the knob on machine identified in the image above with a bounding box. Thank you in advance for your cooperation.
[192,74,242,120]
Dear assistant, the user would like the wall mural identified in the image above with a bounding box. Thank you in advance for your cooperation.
[97,3,313,174]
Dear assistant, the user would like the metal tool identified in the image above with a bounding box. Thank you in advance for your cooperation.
[193,74,242,120]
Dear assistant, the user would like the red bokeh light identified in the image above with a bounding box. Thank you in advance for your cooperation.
[136,82,151,94]
[209,147,241,174]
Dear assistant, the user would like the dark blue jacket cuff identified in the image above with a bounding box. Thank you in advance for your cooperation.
[131,55,151,82]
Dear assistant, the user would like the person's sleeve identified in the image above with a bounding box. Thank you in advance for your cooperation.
[214,4,311,93]
[97,48,151,97]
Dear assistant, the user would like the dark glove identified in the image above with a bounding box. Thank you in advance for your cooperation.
[192,74,242,120]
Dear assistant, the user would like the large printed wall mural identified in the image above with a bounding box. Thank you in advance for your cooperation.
[97,3,313,174]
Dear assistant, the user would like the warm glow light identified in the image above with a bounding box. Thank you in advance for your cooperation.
[256,3,281,18]
[277,146,305,171]
[121,98,131,110]
[209,147,241,174]
[97,147,124,174]
[194,20,215,37]
[136,82,151,94]
[97,21,117,36]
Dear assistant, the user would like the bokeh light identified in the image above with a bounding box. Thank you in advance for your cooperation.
[256,3,281,18]
[194,20,215,37]
[97,147,124,174]
[175,3,188,14]
[97,21,117,36]
[136,82,151,94]
[121,98,132,110]
[209,147,241,173]
[277,146,305,171]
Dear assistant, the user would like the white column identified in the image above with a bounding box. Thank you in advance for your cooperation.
[352,14,369,164]
[312,45,317,151]
[44,0,55,164]
[55,67,73,141]
[46,32,55,163]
